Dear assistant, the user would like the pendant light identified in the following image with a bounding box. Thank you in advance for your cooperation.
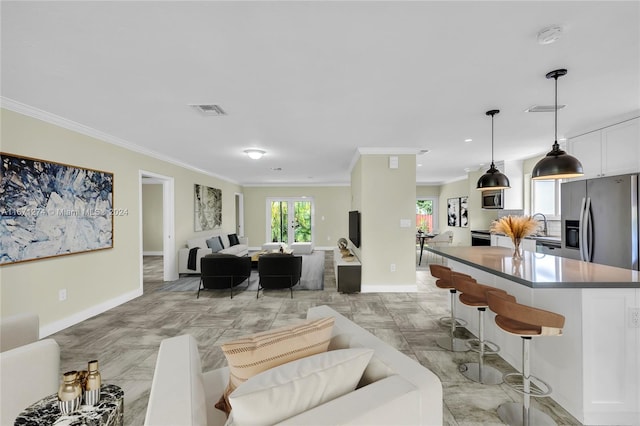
[532,69,583,180]
[476,109,511,190]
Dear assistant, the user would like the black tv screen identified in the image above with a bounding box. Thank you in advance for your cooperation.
[348,210,360,248]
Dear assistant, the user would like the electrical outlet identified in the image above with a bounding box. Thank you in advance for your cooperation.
[58,289,67,301]
[630,308,640,328]
[390,263,396,272]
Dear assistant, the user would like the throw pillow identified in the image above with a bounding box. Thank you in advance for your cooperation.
[206,236,224,252]
[228,233,240,247]
[227,348,374,426]
[215,316,335,415]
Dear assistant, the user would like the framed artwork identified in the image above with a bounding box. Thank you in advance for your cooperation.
[0,153,114,265]
[194,184,221,231]
[447,197,459,227]
[447,196,469,227]
[460,196,469,227]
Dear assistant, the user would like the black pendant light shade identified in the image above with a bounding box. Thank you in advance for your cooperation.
[477,110,511,190]
[532,69,584,180]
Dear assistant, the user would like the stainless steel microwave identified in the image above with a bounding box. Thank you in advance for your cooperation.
[481,190,504,209]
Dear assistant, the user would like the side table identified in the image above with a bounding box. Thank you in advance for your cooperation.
[14,384,123,426]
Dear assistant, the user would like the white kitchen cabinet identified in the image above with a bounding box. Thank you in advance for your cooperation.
[495,160,524,209]
[568,117,639,179]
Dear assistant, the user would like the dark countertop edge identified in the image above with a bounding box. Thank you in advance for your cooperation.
[425,246,640,289]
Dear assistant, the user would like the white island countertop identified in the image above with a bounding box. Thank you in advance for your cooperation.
[426,246,640,288]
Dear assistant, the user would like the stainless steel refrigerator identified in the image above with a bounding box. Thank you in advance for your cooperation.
[561,173,639,270]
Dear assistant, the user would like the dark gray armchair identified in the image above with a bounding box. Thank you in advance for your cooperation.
[198,253,251,299]
[257,253,302,299]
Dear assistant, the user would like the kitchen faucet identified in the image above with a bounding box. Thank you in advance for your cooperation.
[532,213,548,236]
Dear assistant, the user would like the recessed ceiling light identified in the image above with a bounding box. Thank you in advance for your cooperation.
[419,149,430,154]
[464,138,473,143]
[417,164,423,167]
[537,25,563,45]
[244,149,265,160]
[270,167,282,171]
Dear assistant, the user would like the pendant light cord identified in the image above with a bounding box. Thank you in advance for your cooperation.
[490,113,495,166]
[554,74,559,149]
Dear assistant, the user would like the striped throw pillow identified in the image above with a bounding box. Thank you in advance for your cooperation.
[215,316,335,415]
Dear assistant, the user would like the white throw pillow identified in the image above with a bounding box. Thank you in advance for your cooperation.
[227,348,374,426]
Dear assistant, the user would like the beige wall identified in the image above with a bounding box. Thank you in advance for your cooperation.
[242,186,350,249]
[354,154,416,291]
[142,184,163,253]
[1,109,241,335]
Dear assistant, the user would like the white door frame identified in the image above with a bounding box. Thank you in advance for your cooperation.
[139,171,177,285]
[235,192,245,237]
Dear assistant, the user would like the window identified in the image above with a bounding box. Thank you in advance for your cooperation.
[416,198,438,233]
[531,179,560,219]
[266,198,313,244]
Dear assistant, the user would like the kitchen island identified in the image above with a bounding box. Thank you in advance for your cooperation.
[425,246,640,425]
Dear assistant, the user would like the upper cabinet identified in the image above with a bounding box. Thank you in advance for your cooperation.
[495,160,524,209]
[567,116,639,180]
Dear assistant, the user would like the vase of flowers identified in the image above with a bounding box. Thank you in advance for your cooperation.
[490,215,539,259]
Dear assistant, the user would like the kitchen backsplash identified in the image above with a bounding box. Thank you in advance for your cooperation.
[496,210,561,236]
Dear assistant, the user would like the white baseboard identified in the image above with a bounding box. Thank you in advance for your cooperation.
[143,251,163,256]
[361,284,418,293]
[39,288,143,338]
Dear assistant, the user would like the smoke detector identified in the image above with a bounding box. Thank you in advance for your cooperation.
[537,25,563,45]
[189,104,227,116]
[525,104,566,113]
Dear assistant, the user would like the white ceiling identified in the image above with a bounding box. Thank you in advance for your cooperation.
[2,1,639,186]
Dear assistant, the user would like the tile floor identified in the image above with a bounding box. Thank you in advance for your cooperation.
[50,251,581,425]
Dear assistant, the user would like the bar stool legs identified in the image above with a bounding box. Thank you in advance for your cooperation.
[498,336,555,426]
[458,307,503,385]
[436,289,468,352]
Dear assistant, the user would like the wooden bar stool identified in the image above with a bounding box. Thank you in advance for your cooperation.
[487,291,565,426]
[453,274,506,385]
[430,264,468,352]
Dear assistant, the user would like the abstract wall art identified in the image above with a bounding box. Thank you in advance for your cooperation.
[447,196,468,227]
[194,184,221,231]
[0,153,114,265]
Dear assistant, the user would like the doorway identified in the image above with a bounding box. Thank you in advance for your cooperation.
[139,171,176,290]
[266,197,314,245]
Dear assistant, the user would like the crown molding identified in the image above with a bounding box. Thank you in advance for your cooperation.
[0,97,240,185]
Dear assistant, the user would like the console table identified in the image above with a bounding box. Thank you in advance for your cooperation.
[333,248,361,293]
[14,384,124,426]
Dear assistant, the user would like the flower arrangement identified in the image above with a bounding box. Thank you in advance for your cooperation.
[490,215,540,258]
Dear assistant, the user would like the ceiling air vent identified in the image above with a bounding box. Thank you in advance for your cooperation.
[189,104,227,116]
[525,104,566,113]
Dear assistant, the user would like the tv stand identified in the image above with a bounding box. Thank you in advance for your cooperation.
[333,248,361,293]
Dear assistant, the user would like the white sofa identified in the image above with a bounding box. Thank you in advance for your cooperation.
[144,305,443,425]
[178,231,249,274]
[1,313,60,426]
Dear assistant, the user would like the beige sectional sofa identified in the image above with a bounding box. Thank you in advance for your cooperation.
[178,230,249,274]
[144,305,443,425]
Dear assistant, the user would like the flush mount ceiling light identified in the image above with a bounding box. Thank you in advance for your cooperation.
[477,110,511,191]
[532,69,584,180]
[244,149,266,160]
[537,25,563,45]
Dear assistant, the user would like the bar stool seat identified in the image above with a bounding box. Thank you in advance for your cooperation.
[487,291,565,426]
[453,275,506,385]
[430,264,469,352]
